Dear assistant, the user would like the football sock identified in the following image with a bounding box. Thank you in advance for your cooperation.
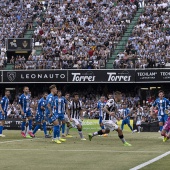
[28,119,32,131]
[101,125,105,130]
[119,135,126,143]
[0,126,3,134]
[21,121,26,131]
[160,126,163,131]
[128,124,133,131]
[93,130,103,136]
[66,126,70,135]
[62,123,65,134]
[78,130,84,138]
[33,124,40,134]
[54,125,60,139]
[43,122,47,135]
[138,126,141,132]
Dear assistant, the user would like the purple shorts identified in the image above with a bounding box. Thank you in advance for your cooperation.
[163,121,170,131]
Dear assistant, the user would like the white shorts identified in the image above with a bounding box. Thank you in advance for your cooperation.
[102,120,119,131]
[71,118,82,127]
[136,121,141,126]
[64,114,70,123]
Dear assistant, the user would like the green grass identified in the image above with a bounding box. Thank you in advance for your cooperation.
[0,120,170,170]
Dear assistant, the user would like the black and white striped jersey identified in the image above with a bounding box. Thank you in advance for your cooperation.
[69,100,82,119]
[104,99,121,120]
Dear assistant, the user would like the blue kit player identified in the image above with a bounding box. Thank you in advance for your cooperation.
[0,90,10,137]
[93,96,106,130]
[46,85,66,144]
[19,86,34,138]
[151,90,170,132]
[54,90,68,138]
[121,103,136,133]
[33,92,51,138]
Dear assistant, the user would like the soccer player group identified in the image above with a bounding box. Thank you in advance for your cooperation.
[0,86,170,145]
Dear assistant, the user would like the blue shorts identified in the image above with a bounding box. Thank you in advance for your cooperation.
[122,119,130,125]
[47,114,58,124]
[56,113,65,121]
[99,116,103,124]
[158,114,168,123]
[35,112,45,122]
[21,110,32,119]
[0,111,7,120]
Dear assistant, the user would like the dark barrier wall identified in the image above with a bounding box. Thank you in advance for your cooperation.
[133,121,159,132]
[3,70,67,83]
[1,69,170,83]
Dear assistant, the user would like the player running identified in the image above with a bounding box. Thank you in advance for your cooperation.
[88,91,132,146]
[0,90,10,137]
[121,103,136,133]
[68,92,86,140]
[19,86,34,138]
[151,90,169,132]
[54,90,68,138]
[46,85,66,144]
[32,92,51,138]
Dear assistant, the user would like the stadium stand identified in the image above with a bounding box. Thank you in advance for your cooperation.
[111,0,170,69]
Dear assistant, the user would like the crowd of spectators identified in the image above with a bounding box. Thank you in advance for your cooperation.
[0,0,44,68]
[31,0,137,69]
[113,0,170,69]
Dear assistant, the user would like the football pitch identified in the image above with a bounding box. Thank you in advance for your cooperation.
[0,120,170,170]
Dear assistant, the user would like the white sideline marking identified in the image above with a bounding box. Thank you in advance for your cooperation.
[0,138,41,144]
[129,151,170,170]
[0,148,164,153]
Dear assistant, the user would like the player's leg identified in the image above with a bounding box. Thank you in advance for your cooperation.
[127,119,135,133]
[116,127,132,146]
[158,116,163,132]
[77,123,86,140]
[99,116,104,130]
[27,115,35,137]
[88,121,110,141]
[0,112,6,137]
[61,114,66,137]
[42,120,51,138]
[136,121,142,133]
[0,120,5,137]
[52,115,66,143]
[21,115,26,138]
[121,120,125,131]
[64,114,73,137]
[33,112,41,136]
[33,122,41,136]
[161,121,169,142]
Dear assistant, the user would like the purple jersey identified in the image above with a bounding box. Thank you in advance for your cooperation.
[163,116,170,131]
